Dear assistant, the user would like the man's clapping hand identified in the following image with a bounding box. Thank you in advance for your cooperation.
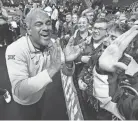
[99,25,138,72]
[47,40,62,78]
[47,37,88,78]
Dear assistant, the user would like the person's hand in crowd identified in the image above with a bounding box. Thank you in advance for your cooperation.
[64,36,87,62]
[99,25,138,72]
[65,34,70,40]
[85,36,92,45]
[47,40,62,78]
[81,55,91,63]
[78,79,88,91]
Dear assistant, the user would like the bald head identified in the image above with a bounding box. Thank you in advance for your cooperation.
[25,8,52,49]
[25,8,49,29]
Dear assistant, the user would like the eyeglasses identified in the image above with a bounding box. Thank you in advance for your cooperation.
[93,27,107,31]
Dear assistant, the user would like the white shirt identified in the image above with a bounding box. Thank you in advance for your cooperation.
[5,35,74,105]
[51,8,58,20]
[44,6,52,17]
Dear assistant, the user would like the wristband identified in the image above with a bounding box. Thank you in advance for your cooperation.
[119,54,131,66]
[65,61,73,68]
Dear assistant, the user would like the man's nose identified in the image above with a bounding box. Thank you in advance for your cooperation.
[42,24,51,30]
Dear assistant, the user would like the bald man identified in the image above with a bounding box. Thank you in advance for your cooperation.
[5,8,85,120]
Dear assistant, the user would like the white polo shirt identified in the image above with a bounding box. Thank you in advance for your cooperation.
[51,8,58,20]
[5,35,72,105]
[44,6,52,17]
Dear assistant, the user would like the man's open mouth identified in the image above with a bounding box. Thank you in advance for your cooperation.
[41,34,49,38]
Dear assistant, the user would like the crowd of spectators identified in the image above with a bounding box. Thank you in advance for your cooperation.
[1,0,138,120]
[43,0,138,120]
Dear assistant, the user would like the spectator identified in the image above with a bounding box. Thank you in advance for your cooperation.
[23,3,31,17]
[5,8,86,120]
[44,3,52,17]
[51,4,58,34]
[61,12,73,47]
[0,0,8,46]
[107,24,123,44]
[84,11,95,26]
[71,16,93,89]
[77,18,109,119]
[93,25,138,120]
[72,13,78,34]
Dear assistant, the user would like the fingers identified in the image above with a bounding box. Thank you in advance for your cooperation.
[86,36,92,44]
[83,55,91,59]
[111,27,138,54]
[116,68,124,74]
[113,26,138,45]
[82,55,91,59]
[77,41,86,51]
[119,30,138,52]
[55,38,61,48]
[78,79,88,90]
[60,48,65,64]
[130,25,138,31]
[72,48,81,60]
[75,45,83,55]
[50,41,61,65]
[57,46,61,60]
[113,62,128,71]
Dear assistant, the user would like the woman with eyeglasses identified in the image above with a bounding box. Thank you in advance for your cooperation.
[70,16,93,74]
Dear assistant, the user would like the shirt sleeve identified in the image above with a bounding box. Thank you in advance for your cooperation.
[2,8,8,19]
[5,46,52,100]
[93,66,124,120]
[55,9,58,20]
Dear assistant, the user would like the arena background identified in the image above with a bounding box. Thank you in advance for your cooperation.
[1,0,138,6]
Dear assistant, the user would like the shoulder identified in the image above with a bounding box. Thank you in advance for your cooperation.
[1,8,6,11]
[6,36,28,57]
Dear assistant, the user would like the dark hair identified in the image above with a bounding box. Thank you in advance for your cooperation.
[91,0,103,9]
[95,18,109,24]
[109,24,123,34]
[65,12,72,16]
[79,16,89,23]
[19,2,25,9]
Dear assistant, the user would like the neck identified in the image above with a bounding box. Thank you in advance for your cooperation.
[93,36,106,44]
[29,36,45,51]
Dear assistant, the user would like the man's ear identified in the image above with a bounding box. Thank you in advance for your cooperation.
[26,27,31,35]
[105,29,109,37]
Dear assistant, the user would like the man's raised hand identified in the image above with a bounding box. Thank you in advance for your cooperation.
[99,25,138,72]
[47,40,62,78]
